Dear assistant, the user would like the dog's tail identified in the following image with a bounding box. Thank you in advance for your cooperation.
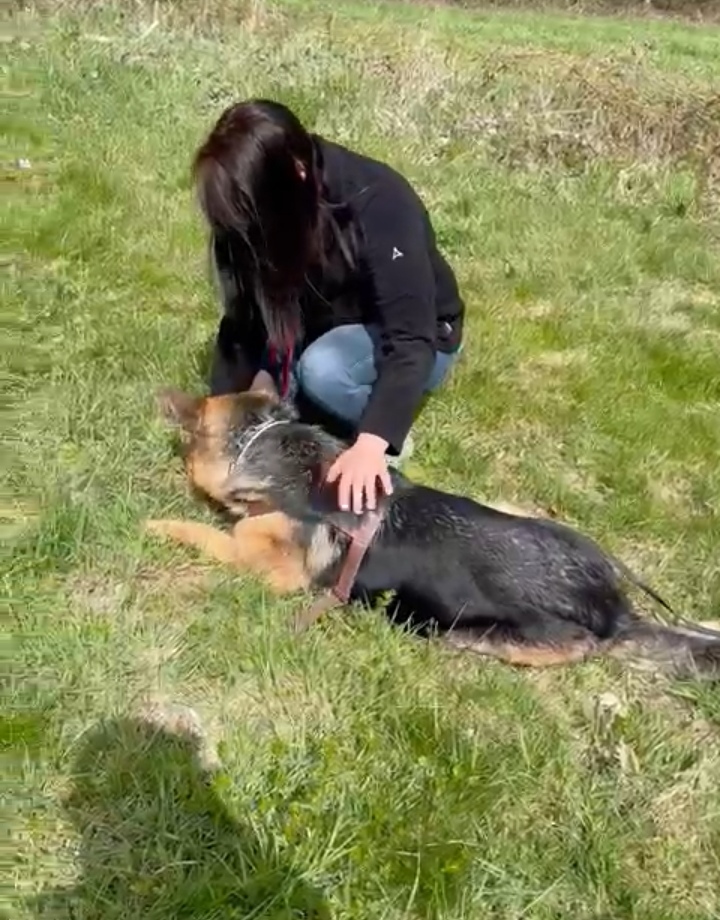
[608,618,720,680]
[609,555,676,615]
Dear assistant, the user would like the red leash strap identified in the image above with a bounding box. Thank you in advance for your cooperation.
[280,350,291,399]
[292,509,384,634]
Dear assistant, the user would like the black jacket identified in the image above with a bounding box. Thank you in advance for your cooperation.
[209,137,465,453]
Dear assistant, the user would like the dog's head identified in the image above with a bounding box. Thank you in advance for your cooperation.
[156,377,297,512]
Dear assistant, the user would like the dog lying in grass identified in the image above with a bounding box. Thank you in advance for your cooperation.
[145,380,720,679]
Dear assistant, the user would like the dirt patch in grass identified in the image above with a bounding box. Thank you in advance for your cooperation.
[646,469,695,512]
[132,561,216,595]
[632,280,720,334]
[67,563,212,618]
[517,347,593,394]
[134,694,222,769]
[67,573,129,618]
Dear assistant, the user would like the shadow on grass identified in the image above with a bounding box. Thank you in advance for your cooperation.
[28,715,329,920]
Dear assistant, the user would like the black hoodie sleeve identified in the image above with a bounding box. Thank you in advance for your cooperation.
[208,234,265,396]
[354,184,437,454]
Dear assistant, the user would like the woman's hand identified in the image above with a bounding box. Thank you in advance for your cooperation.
[326,433,393,514]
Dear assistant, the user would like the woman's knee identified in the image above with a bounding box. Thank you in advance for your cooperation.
[297,339,344,400]
[296,325,375,420]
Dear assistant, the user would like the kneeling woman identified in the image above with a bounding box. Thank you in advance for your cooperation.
[193,99,465,513]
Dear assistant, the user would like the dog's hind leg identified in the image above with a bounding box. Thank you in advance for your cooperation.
[144,513,310,594]
[442,622,599,668]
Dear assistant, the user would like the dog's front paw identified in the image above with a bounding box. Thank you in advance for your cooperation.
[143,519,177,540]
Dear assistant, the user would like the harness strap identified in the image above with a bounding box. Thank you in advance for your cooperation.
[228,419,386,632]
[293,509,384,634]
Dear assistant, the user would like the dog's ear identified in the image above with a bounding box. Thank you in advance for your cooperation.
[155,388,201,430]
[248,371,280,401]
[242,393,299,427]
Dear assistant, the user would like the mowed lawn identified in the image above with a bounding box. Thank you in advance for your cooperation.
[4,1,720,917]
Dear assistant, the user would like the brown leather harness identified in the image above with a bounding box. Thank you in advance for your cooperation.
[292,508,385,634]
[233,422,386,634]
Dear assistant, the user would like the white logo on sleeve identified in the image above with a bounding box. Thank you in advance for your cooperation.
[392,247,404,260]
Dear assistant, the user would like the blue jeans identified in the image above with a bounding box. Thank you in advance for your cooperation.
[292,324,459,429]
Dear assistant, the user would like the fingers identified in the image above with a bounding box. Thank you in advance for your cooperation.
[348,470,386,514]
[325,458,340,483]
[364,465,393,512]
[333,466,373,514]
[338,466,353,513]
[324,450,390,514]
[324,457,348,510]
[356,473,373,514]
[378,466,393,500]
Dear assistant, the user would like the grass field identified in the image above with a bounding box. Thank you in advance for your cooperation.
[4,0,720,917]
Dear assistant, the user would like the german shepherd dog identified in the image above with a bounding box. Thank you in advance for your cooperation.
[145,381,720,679]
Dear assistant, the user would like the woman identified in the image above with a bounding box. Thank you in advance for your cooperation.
[193,99,465,514]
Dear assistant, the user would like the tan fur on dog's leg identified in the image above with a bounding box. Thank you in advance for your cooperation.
[443,632,597,667]
[145,519,239,565]
[145,512,310,594]
[231,512,310,593]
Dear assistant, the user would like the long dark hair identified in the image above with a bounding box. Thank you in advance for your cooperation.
[193,99,354,350]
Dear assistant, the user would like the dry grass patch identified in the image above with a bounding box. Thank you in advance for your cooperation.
[66,562,213,619]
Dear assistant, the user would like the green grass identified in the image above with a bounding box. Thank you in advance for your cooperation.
[4,0,720,917]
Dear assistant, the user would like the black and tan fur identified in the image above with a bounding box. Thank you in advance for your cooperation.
[146,382,720,679]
